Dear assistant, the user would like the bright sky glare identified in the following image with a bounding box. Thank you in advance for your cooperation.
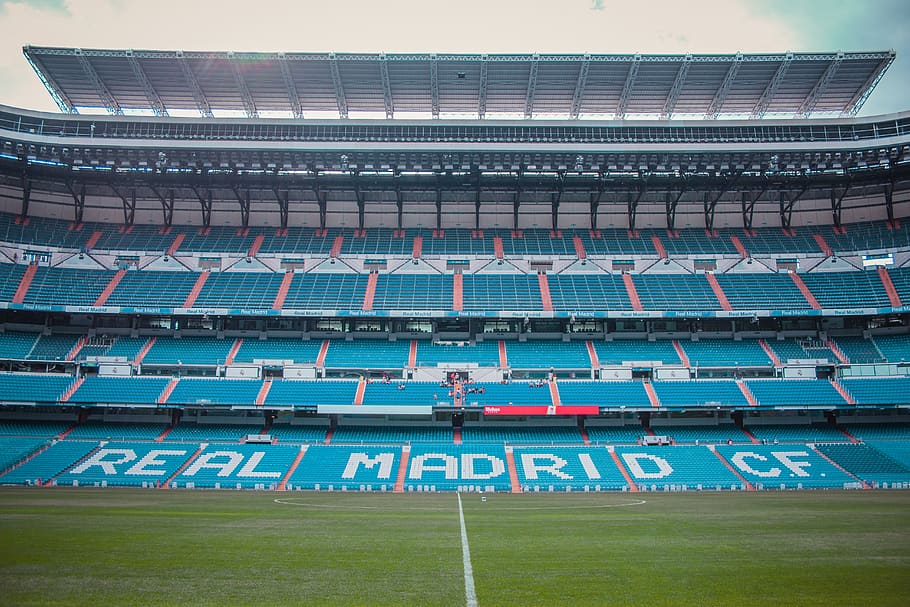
[0,0,907,117]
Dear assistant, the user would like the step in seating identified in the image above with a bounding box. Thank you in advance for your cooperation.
[461,426,582,445]
[0,440,99,485]
[0,437,47,472]
[162,424,265,443]
[840,377,910,406]
[651,380,750,408]
[649,425,746,445]
[264,380,359,407]
[0,420,72,438]
[0,373,74,404]
[285,445,399,491]
[56,441,195,487]
[401,444,512,492]
[514,446,629,491]
[505,341,590,369]
[267,424,330,444]
[872,335,910,363]
[556,380,652,409]
[814,443,910,486]
[233,338,324,366]
[679,339,771,367]
[64,422,169,441]
[142,337,234,366]
[170,443,301,490]
[745,424,847,444]
[592,340,681,365]
[68,376,172,405]
[715,444,856,489]
[323,339,411,369]
[744,379,846,408]
[613,445,744,490]
[584,425,648,444]
[165,378,264,406]
[332,426,452,444]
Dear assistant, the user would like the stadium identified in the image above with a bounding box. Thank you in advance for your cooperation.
[1,40,909,606]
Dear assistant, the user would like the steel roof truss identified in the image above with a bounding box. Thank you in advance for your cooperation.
[525,54,539,119]
[278,54,303,119]
[616,54,641,119]
[329,54,349,119]
[76,51,122,115]
[752,53,792,118]
[177,55,214,118]
[477,56,488,119]
[127,54,168,117]
[798,52,843,117]
[230,57,259,118]
[569,56,590,120]
[661,55,692,119]
[706,53,742,119]
[380,55,394,119]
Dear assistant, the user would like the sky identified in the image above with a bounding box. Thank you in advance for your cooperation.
[0,0,908,117]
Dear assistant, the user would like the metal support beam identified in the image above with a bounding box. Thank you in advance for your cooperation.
[329,53,349,119]
[232,185,251,228]
[752,53,792,118]
[779,186,807,230]
[798,52,843,117]
[177,53,214,118]
[569,56,590,119]
[75,50,122,115]
[436,182,443,231]
[513,170,523,230]
[885,182,894,224]
[277,53,303,119]
[551,172,565,231]
[314,182,327,231]
[22,48,77,113]
[395,178,404,231]
[705,53,742,118]
[271,186,289,229]
[430,55,440,119]
[20,175,31,218]
[190,185,213,228]
[628,180,646,231]
[229,54,259,118]
[846,51,895,116]
[127,52,167,116]
[741,185,767,232]
[110,185,136,226]
[150,186,174,227]
[474,170,482,229]
[616,54,641,119]
[354,174,365,231]
[380,54,394,119]
[525,54,539,119]
[830,184,851,229]
[703,174,737,231]
[589,176,606,230]
[703,191,720,232]
[661,55,691,119]
[65,181,86,223]
[477,56,488,119]
[666,186,686,231]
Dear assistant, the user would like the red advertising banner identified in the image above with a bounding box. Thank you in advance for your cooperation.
[483,405,599,416]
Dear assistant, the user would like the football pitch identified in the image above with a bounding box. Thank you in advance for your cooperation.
[0,488,908,606]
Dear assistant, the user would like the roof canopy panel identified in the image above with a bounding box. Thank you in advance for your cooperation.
[22,47,895,120]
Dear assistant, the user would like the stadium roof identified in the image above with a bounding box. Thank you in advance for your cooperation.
[23,47,894,120]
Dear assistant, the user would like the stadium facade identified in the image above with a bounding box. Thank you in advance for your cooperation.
[0,48,908,492]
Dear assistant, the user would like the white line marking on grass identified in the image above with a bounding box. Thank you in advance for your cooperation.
[273,497,648,512]
[457,492,478,607]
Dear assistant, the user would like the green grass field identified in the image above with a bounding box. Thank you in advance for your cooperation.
[1,488,908,606]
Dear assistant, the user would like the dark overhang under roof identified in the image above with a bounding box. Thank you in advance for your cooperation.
[23,47,895,120]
